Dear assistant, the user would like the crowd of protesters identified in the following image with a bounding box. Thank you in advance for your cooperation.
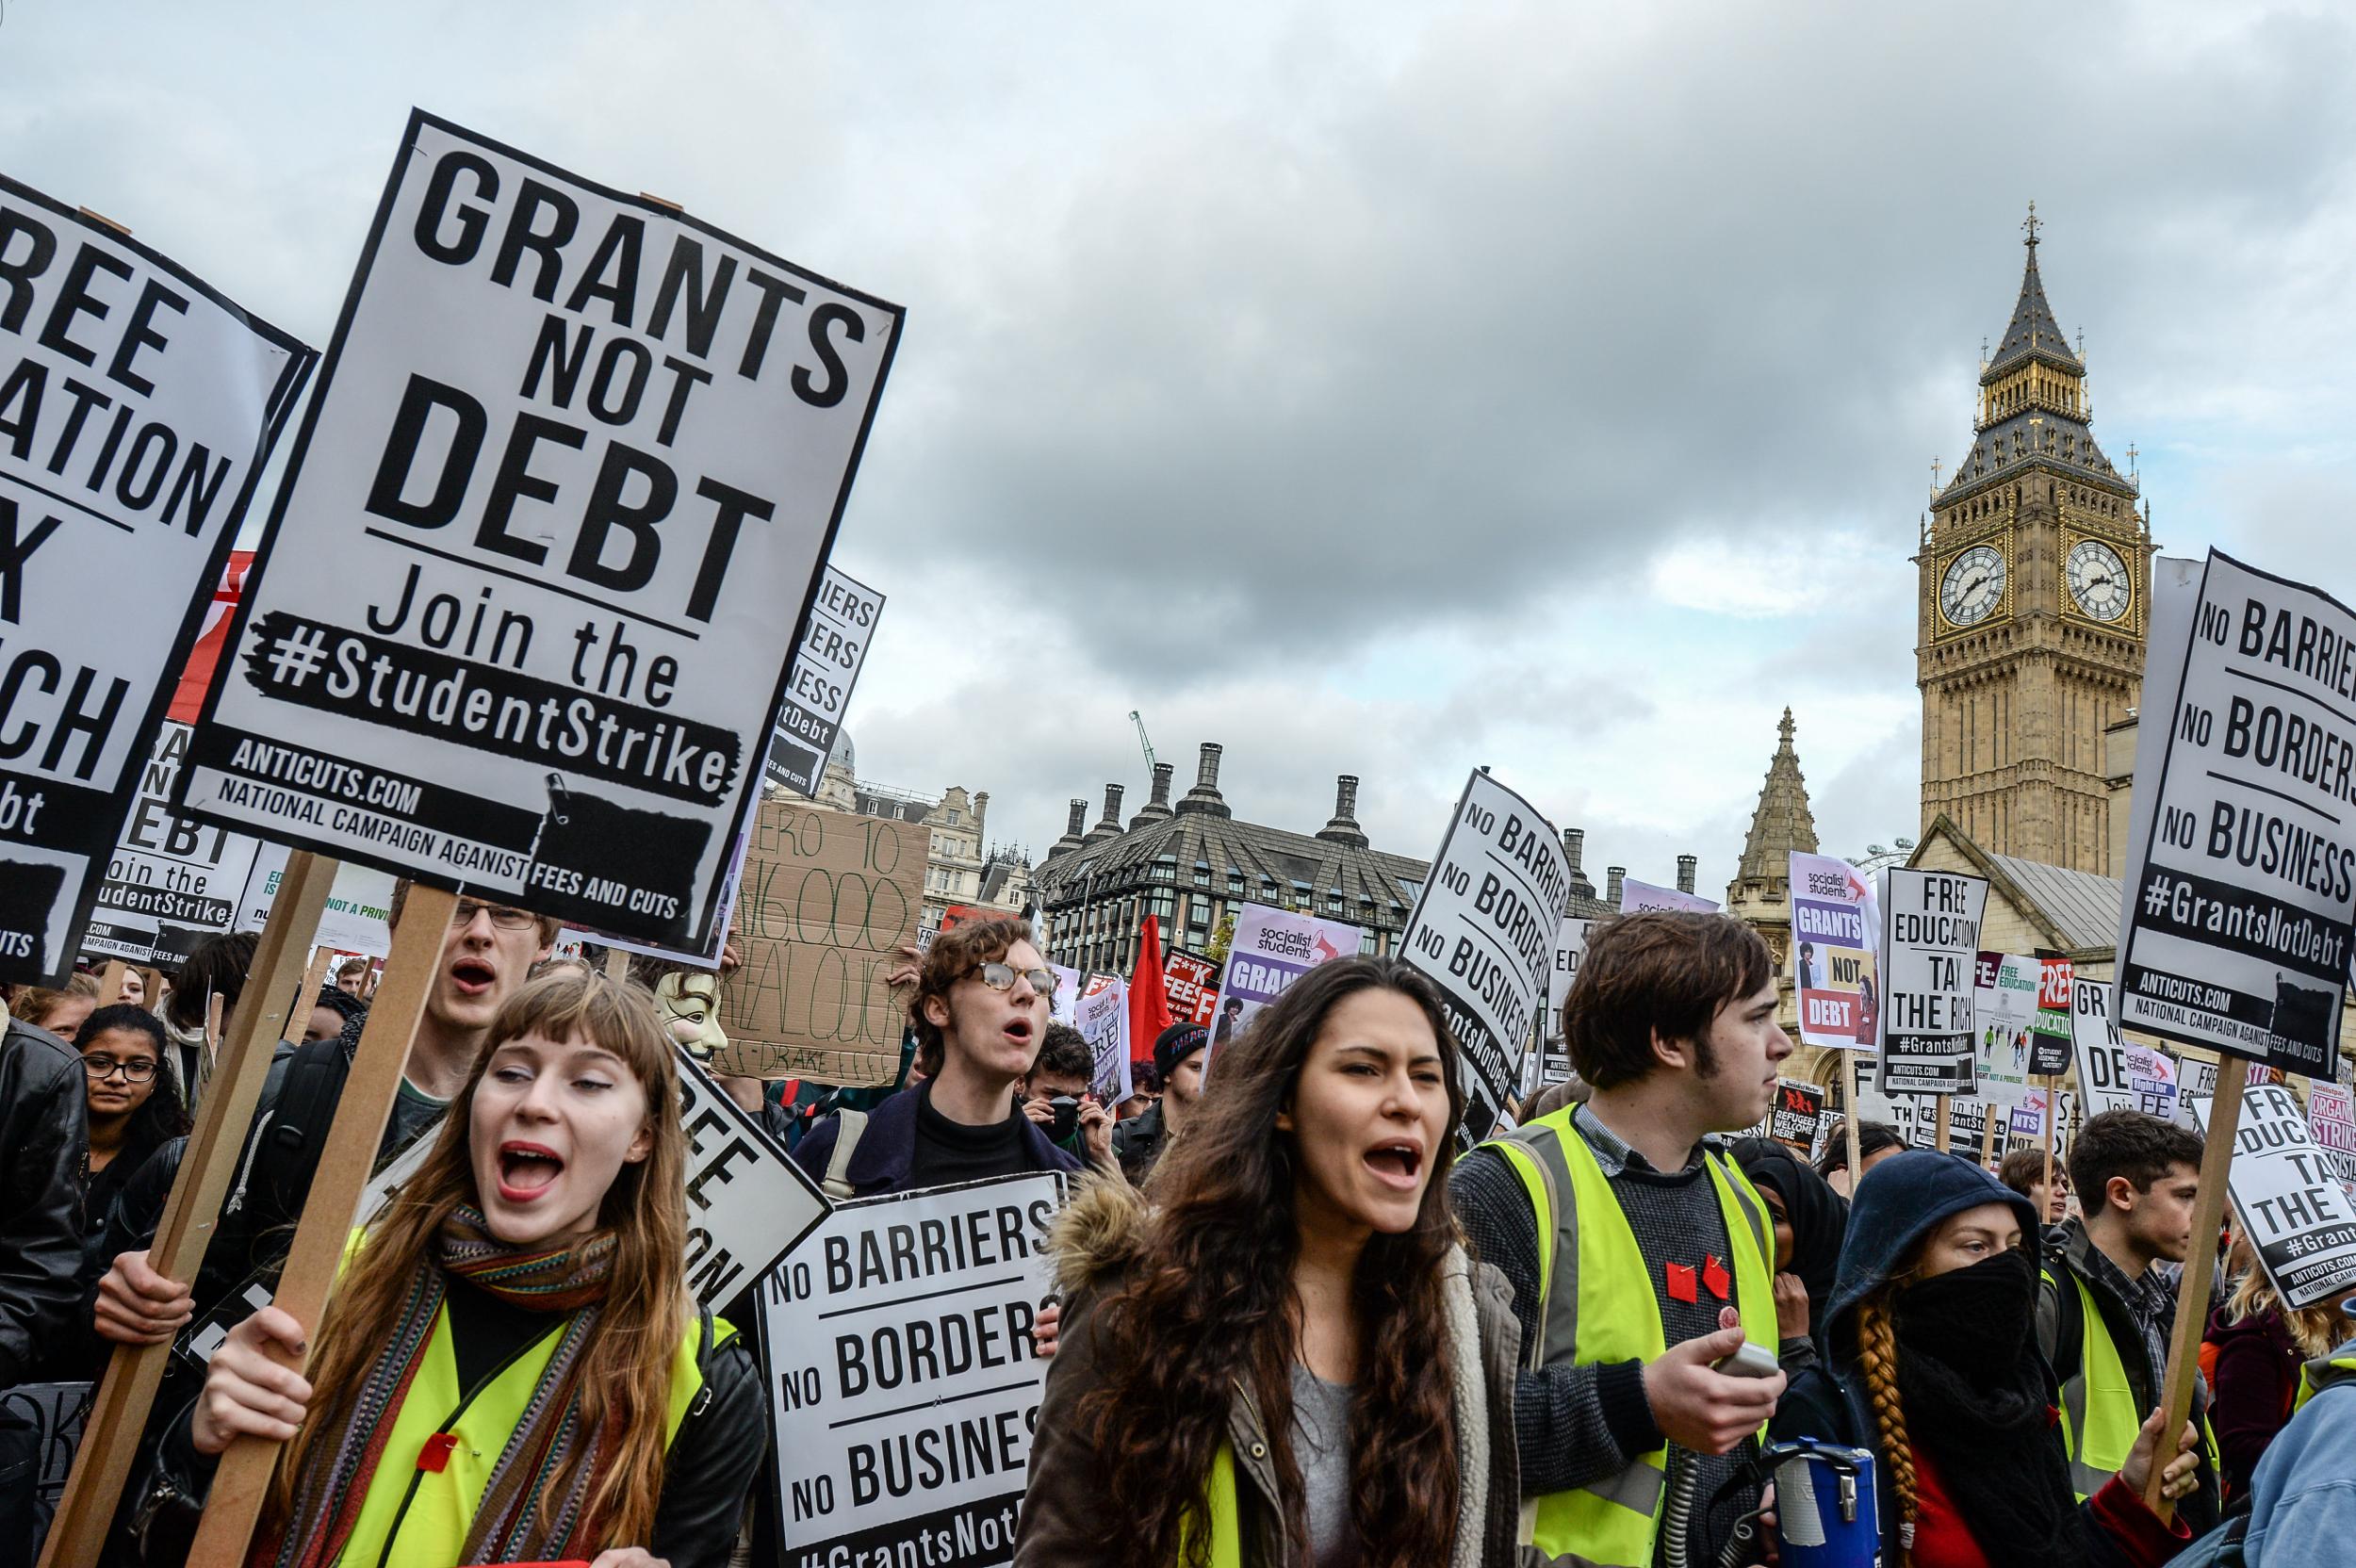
[1,906,2351,1566]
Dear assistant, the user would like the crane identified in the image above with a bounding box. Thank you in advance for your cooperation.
[1129,710,1156,773]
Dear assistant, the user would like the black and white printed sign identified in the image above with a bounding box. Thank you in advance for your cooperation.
[0,175,312,983]
[2194,1084,2356,1309]
[1399,770,1571,1144]
[765,564,883,795]
[2119,551,2356,1074]
[82,722,265,964]
[762,1173,1064,1568]
[674,1046,832,1301]
[1876,868,1988,1096]
[1542,915,1593,1086]
[1769,1080,1826,1149]
[177,111,902,951]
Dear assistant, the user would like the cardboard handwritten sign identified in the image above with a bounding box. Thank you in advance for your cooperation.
[718,797,923,1082]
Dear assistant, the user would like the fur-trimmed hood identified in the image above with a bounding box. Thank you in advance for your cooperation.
[1045,1171,1155,1298]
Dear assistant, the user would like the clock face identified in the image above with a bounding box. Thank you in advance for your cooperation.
[2067,538,2132,622]
[1939,545,2006,627]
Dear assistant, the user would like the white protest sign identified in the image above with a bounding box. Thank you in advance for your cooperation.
[764,565,883,795]
[236,848,398,957]
[1072,972,1132,1101]
[762,1173,1062,1568]
[2308,1082,2356,1200]
[674,1046,832,1301]
[0,176,313,983]
[1399,770,1571,1143]
[2195,1084,2356,1309]
[1970,952,2043,1105]
[1877,868,1988,1096]
[1204,904,1358,1062]
[1791,851,1880,1051]
[1619,877,1719,915]
[2118,551,2356,1075]
[1543,915,1593,1086]
[82,721,266,964]
[2070,975,2177,1119]
[1047,961,1080,1026]
[178,111,901,955]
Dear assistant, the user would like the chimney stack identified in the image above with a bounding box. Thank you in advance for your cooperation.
[1050,798,1088,856]
[1317,774,1369,847]
[1084,784,1124,844]
[1677,855,1697,894]
[1132,762,1176,827]
[1563,828,1595,901]
[1177,742,1233,818]
[1606,866,1627,907]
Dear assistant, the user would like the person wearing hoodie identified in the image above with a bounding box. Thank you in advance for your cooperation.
[2228,1301,2356,1566]
[1772,1150,2201,1568]
[1732,1137,1845,1370]
[1016,956,1520,1568]
[2204,1239,2350,1511]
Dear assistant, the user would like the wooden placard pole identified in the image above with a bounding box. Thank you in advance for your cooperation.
[2038,1074,2058,1211]
[1844,1059,1865,1184]
[1933,1093,1952,1152]
[94,958,129,1008]
[603,943,630,981]
[139,966,163,1012]
[2143,1066,2246,1522]
[295,944,333,1023]
[39,853,338,1568]
[187,885,457,1566]
[1979,1101,2002,1169]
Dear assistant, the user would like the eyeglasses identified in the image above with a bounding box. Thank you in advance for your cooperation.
[975,962,1057,997]
[450,899,541,932]
[84,1056,157,1084]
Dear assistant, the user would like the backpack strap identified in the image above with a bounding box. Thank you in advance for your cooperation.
[823,1108,870,1200]
[250,1037,354,1231]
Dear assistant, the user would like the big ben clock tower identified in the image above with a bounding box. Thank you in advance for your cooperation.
[1918,206,2151,874]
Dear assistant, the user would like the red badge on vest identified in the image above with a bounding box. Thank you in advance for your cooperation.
[1703,1254,1731,1301]
[417,1432,460,1474]
[1665,1261,1697,1303]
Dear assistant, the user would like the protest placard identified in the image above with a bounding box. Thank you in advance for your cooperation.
[1770,1079,1826,1151]
[762,1172,1063,1568]
[1204,902,1360,1060]
[2032,956,2075,1075]
[2117,551,2356,1074]
[1399,770,1571,1143]
[1619,877,1719,915]
[2308,1082,2356,1200]
[674,1045,832,1299]
[177,111,902,953]
[1072,972,1132,1101]
[1791,851,1879,1050]
[1163,944,1221,1028]
[1542,915,1594,1086]
[1877,868,1988,1096]
[1047,961,1079,1026]
[235,848,397,957]
[718,796,924,1082]
[0,176,313,983]
[765,566,883,795]
[2194,1084,2356,1308]
[1970,952,2042,1104]
[81,723,265,964]
[2070,974,2176,1118]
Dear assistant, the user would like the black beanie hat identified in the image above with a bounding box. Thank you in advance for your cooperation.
[1153,1022,1208,1081]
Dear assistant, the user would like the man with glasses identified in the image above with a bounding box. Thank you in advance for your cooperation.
[794,916,1081,1199]
[90,882,555,1351]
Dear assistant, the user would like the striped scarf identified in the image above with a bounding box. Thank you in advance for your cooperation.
[257,1207,619,1568]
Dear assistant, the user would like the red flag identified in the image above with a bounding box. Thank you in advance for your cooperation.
[1128,914,1174,1067]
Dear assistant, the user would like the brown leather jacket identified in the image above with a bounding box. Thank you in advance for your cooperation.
[1015,1179,1525,1568]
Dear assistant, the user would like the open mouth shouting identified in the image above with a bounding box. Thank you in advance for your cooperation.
[1364,1138,1427,1192]
[449,955,499,1000]
[1003,1015,1036,1051]
[496,1140,565,1204]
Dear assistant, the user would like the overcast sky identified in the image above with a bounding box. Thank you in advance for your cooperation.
[10,0,2356,894]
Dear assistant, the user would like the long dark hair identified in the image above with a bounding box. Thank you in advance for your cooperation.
[1075,956,1467,1568]
[74,1004,190,1157]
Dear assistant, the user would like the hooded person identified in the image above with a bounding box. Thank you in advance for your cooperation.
[1109,1021,1207,1184]
[1772,1151,2201,1568]
[1731,1136,1845,1369]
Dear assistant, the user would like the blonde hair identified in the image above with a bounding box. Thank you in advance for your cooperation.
[2224,1261,2349,1360]
[261,970,689,1555]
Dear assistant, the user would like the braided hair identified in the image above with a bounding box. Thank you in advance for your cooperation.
[1854,1292,1916,1566]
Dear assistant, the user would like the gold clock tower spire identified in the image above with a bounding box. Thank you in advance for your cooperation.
[1917,209,2151,873]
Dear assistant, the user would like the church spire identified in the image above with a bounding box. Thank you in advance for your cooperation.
[1736,708,1820,884]
[1983,200,2083,388]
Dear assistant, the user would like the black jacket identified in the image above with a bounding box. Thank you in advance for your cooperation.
[1107,1099,1170,1184]
[0,1018,88,1387]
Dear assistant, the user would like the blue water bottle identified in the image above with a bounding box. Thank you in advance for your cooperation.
[1764,1439,1880,1568]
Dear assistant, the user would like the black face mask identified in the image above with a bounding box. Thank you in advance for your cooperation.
[1892,1243,2037,1366]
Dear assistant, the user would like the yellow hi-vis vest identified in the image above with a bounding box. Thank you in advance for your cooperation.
[1488,1110,1777,1568]
[2293,1351,2356,1413]
[2046,1267,2220,1499]
[336,1298,725,1567]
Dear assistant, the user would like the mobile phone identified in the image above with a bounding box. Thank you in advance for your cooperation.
[1714,1340,1780,1380]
